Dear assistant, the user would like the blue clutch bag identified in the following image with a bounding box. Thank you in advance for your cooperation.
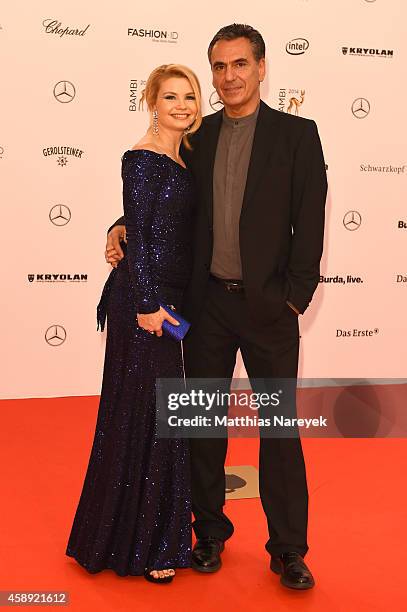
[159,302,191,341]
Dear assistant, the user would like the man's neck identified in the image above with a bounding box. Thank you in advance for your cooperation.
[223,97,260,119]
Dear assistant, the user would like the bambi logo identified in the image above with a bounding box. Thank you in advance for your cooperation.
[287,90,305,116]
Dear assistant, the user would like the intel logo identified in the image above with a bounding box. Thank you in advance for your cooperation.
[286,38,309,55]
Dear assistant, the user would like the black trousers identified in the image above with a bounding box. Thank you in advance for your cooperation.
[183,277,308,557]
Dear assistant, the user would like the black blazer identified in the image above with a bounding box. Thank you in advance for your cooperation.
[111,100,327,325]
[181,100,327,325]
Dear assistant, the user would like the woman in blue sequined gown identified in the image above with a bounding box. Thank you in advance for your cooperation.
[66,65,202,582]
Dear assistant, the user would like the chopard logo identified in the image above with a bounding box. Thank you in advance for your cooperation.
[342,46,393,58]
[42,18,90,38]
[286,38,309,55]
[28,273,88,283]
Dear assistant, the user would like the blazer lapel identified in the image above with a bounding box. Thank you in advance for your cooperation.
[241,100,280,212]
[200,110,222,227]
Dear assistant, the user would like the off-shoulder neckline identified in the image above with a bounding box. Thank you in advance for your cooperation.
[125,148,188,170]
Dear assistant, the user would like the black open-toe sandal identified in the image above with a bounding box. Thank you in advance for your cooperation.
[143,569,175,584]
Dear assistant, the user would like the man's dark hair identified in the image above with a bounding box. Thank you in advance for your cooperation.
[207,23,266,63]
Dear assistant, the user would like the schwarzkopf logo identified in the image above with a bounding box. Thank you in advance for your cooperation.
[343,211,362,231]
[28,273,88,283]
[43,146,84,167]
[286,38,309,55]
[45,325,66,346]
[352,98,370,119]
[42,19,90,38]
[49,205,71,226]
[360,163,406,175]
[127,28,178,43]
[53,80,76,103]
[129,79,147,112]
[209,91,224,111]
[342,46,393,58]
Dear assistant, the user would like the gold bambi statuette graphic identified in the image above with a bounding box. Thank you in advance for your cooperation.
[287,90,305,116]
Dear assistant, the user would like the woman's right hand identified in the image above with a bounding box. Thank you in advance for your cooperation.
[137,307,179,337]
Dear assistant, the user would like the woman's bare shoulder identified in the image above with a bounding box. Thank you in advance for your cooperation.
[130,140,162,154]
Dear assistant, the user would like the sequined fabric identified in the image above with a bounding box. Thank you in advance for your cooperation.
[66,150,194,575]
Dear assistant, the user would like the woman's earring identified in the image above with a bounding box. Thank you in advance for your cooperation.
[152,110,159,136]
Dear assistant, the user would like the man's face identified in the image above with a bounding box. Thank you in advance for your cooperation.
[210,37,265,116]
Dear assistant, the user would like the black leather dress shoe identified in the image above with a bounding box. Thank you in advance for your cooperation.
[191,537,225,573]
[270,552,315,590]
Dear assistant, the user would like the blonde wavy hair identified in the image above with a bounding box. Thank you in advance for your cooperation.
[139,64,202,150]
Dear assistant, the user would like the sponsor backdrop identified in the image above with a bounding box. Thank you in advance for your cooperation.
[0,0,406,398]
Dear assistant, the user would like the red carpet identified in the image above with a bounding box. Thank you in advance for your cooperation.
[0,396,405,611]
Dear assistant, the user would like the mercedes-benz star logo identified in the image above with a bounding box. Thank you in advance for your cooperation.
[49,204,71,226]
[352,98,370,119]
[53,80,76,103]
[45,325,67,346]
[209,91,224,112]
[343,210,362,231]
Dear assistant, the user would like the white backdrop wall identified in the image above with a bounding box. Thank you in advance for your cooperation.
[1,0,406,399]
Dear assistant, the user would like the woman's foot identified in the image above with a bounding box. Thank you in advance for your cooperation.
[144,568,175,584]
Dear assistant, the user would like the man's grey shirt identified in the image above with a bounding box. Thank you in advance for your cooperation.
[210,104,260,280]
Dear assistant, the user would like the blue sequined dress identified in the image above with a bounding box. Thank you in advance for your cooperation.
[66,150,194,575]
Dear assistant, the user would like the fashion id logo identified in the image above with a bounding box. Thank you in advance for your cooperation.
[127,28,178,43]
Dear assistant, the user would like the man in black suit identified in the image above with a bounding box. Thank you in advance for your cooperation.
[106,24,327,589]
